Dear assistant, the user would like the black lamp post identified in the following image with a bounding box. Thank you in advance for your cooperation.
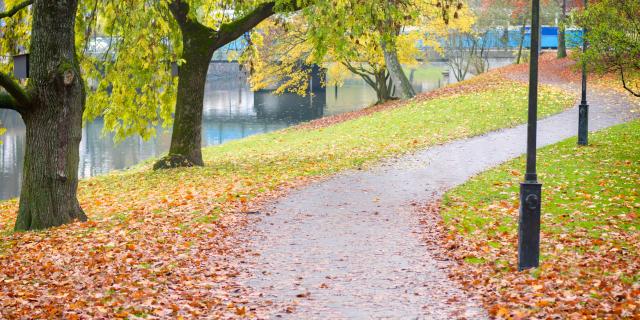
[518,0,542,271]
[578,0,589,146]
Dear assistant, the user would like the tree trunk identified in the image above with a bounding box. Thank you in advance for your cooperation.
[154,0,278,170]
[557,0,568,58]
[374,70,393,103]
[15,0,87,231]
[154,26,215,169]
[517,15,528,64]
[381,40,415,99]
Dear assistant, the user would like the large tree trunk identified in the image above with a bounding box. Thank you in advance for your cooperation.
[14,0,87,230]
[381,40,415,99]
[154,0,278,170]
[557,0,568,58]
[154,25,215,169]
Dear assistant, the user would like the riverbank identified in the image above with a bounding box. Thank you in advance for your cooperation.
[0,63,575,318]
[432,120,639,318]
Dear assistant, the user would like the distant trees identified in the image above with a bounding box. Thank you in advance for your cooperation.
[308,0,467,100]
[578,0,640,97]
[244,16,443,104]
[556,0,585,59]
[0,0,87,230]
[247,0,470,103]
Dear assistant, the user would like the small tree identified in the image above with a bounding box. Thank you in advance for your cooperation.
[445,31,473,81]
[578,0,640,97]
[445,28,489,82]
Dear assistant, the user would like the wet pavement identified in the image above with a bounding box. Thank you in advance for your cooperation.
[238,79,639,319]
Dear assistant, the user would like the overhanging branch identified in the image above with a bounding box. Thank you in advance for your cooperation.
[0,0,33,19]
[215,0,307,49]
[0,72,30,109]
[216,2,277,47]
[0,92,20,112]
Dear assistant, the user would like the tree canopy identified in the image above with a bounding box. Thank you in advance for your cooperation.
[243,0,472,103]
[578,0,640,97]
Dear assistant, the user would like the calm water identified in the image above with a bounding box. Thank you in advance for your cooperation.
[0,59,513,200]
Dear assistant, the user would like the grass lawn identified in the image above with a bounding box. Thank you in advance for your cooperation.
[404,64,445,82]
[441,120,640,318]
[0,72,575,318]
[202,75,571,182]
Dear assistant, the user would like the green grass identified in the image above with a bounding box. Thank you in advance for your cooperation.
[202,80,573,179]
[404,65,445,82]
[439,120,640,318]
[442,120,640,251]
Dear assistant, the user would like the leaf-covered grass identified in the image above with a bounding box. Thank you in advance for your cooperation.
[0,73,574,318]
[441,120,640,318]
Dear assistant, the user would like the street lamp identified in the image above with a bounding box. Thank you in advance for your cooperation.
[518,0,542,271]
[578,0,589,146]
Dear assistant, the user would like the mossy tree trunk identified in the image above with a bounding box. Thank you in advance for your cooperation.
[0,0,87,231]
[154,0,280,169]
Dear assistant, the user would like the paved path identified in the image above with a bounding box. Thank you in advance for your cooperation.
[239,81,638,319]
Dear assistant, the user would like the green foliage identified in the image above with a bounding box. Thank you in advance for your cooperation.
[305,0,466,61]
[244,1,472,102]
[1,0,307,142]
[577,0,640,96]
[80,1,178,141]
[0,0,31,75]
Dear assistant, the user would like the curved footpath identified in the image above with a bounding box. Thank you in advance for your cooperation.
[237,78,639,318]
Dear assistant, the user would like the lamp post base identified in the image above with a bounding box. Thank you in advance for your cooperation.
[578,103,589,146]
[518,181,542,271]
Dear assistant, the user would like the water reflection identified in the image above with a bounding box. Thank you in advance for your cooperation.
[0,59,510,200]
